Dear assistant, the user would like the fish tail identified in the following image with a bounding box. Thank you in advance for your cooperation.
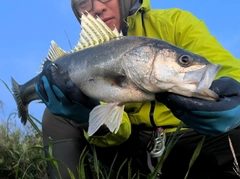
[11,77,28,125]
[88,103,124,136]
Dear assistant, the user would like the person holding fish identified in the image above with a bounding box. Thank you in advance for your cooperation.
[35,0,240,178]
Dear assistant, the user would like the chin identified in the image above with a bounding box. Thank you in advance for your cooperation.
[108,24,115,30]
[106,22,119,31]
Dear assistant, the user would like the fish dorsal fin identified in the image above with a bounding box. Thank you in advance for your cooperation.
[73,12,122,52]
[46,40,67,62]
[39,13,121,73]
[38,40,66,73]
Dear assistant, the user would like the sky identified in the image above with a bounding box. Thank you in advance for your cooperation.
[0,0,239,129]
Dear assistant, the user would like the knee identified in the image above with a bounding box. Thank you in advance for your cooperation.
[42,108,83,146]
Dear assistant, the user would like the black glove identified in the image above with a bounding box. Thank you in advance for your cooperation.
[36,60,99,124]
[156,77,240,135]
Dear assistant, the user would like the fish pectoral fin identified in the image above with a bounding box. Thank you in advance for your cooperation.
[88,103,124,136]
[104,104,124,134]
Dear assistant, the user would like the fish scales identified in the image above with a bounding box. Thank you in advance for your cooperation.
[11,13,221,136]
[55,38,156,103]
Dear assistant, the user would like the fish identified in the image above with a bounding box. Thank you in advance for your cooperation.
[11,13,221,136]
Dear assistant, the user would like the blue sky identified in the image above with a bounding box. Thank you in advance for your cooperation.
[0,0,239,128]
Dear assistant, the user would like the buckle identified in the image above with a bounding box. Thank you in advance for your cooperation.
[147,127,166,158]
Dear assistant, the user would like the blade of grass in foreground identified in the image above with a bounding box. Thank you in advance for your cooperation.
[15,146,45,179]
[0,78,12,93]
[228,136,240,177]
[27,115,42,136]
[184,136,205,179]
[16,140,78,179]
[77,146,89,179]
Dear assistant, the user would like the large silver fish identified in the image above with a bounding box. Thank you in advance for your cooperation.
[11,13,221,136]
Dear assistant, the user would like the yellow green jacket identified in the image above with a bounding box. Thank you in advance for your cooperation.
[86,0,240,147]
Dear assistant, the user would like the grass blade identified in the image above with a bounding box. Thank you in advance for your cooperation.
[228,136,240,177]
[184,136,205,179]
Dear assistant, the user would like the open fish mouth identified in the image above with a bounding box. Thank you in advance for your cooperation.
[197,64,222,90]
[183,63,222,100]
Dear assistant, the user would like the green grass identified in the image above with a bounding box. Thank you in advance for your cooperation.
[0,104,198,179]
[2,116,204,179]
[0,113,47,179]
[3,78,238,179]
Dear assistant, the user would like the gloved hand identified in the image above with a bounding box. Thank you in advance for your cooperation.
[156,77,240,136]
[35,60,100,124]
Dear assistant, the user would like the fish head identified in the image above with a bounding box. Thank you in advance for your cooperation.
[121,39,221,101]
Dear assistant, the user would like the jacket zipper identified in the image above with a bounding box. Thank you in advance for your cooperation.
[150,101,157,128]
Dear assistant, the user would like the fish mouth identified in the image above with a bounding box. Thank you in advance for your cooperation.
[197,64,222,90]
[183,63,222,100]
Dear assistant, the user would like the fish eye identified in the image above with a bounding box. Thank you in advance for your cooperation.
[178,55,193,67]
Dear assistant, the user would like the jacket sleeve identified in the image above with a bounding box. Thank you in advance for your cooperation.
[84,112,131,147]
[169,8,240,80]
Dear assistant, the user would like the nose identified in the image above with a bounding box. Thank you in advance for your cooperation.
[89,0,106,17]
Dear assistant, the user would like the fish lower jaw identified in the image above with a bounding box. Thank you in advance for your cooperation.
[169,86,218,101]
